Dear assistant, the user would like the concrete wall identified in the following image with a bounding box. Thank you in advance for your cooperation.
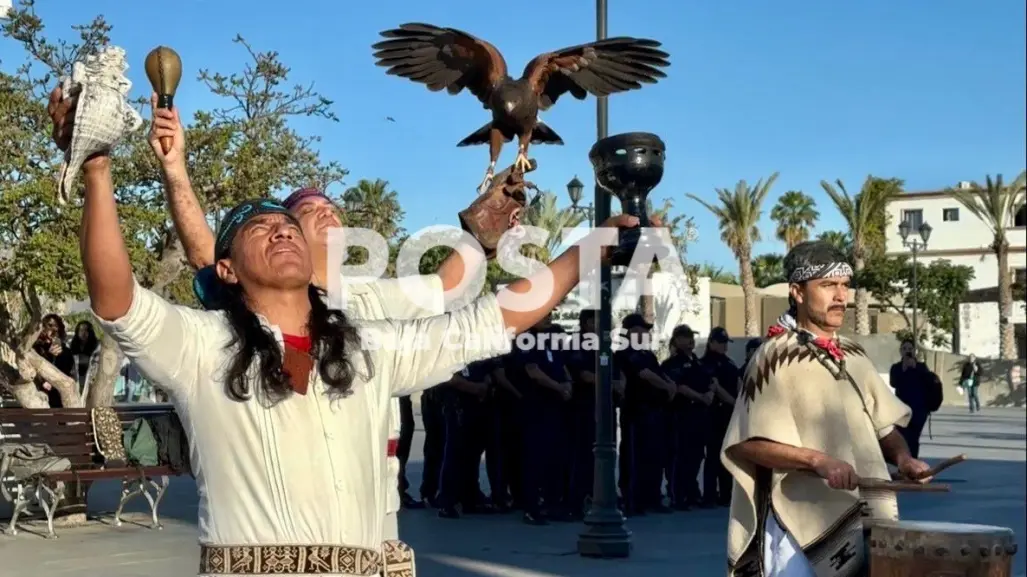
[849,334,1026,408]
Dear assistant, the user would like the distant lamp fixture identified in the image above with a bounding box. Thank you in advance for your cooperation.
[898,219,911,242]
[567,176,585,206]
[918,222,932,243]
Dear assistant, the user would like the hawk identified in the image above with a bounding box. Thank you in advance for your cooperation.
[372,23,670,192]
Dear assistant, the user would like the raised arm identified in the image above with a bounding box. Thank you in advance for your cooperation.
[148,94,216,270]
[56,88,214,398]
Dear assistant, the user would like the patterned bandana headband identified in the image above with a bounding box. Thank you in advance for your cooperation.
[787,262,854,284]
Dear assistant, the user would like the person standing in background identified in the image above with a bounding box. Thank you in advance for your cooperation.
[889,339,942,458]
[521,315,574,525]
[661,325,713,510]
[395,395,423,509]
[69,321,100,394]
[701,327,739,507]
[615,313,676,516]
[960,354,982,413]
[491,353,523,511]
[566,310,625,519]
[33,314,76,408]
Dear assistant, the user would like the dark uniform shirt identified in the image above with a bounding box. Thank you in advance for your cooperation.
[701,351,739,410]
[661,352,708,406]
[889,361,934,414]
[527,331,569,401]
[615,347,665,407]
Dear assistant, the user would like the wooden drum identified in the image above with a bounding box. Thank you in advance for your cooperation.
[867,520,1017,577]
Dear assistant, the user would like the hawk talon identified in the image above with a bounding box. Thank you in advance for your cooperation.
[513,152,532,175]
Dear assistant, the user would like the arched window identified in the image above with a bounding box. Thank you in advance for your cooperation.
[1014,203,1026,227]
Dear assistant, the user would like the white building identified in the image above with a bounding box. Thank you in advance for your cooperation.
[886,181,1027,291]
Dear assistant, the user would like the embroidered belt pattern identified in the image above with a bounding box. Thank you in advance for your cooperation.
[200,544,381,575]
[199,540,415,576]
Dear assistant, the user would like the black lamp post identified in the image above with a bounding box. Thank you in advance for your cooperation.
[576,0,632,559]
[898,219,932,350]
[567,176,594,226]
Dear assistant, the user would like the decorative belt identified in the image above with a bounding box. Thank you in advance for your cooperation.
[199,540,414,576]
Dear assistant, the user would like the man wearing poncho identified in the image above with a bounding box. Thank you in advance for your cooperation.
[720,241,932,577]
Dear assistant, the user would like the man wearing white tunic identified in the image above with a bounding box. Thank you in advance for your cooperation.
[58,94,636,576]
[139,93,496,537]
[720,241,932,577]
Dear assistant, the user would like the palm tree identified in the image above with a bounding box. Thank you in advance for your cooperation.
[519,190,585,265]
[688,172,779,336]
[752,253,786,288]
[820,176,902,335]
[947,172,1027,360]
[770,190,819,250]
[818,230,853,259]
[695,262,739,284]
[341,178,405,239]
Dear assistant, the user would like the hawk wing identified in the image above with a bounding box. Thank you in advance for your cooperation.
[521,37,670,111]
[372,23,507,105]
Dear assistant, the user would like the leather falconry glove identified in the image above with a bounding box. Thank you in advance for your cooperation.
[458,159,539,260]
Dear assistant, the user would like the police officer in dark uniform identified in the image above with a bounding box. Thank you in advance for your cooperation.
[435,361,491,518]
[566,310,625,520]
[396,395,424,509]
[660,325,713,510]
[615,313,675,516]
[521,314,574,524]
[419,384,445,507]
[701,326,739,507]
[486,357,520,512]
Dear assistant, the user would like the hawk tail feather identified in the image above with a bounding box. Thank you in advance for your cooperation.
[530,121,563,145]
[457,122,497,146]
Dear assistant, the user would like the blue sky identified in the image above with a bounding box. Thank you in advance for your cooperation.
[2,0,1025,269]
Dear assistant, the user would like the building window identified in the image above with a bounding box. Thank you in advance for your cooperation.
[942,208,960,222]
[1015,268,1027,289]
[901,209,923,229]
[1015,204,1026,228]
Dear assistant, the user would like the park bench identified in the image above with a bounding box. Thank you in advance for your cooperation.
[0,403,182,538]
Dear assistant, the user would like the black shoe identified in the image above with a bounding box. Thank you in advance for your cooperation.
[421,495,439,509]
[437,506,460,519]
[523,511,549,525]
[547,508,576,523]
[698,499,719,509]
[649,503,674,514]
[672,501,692,511]
[462,502,496,515]
[400,492,425,509]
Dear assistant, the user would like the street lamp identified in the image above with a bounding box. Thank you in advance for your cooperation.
[577,0,632,559]
[567,175,594,226]
[898,219,932,349]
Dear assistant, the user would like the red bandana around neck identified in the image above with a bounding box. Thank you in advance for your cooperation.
[766,325,845,362]
[282,334,313,395]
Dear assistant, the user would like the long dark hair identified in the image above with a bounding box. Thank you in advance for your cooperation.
[40,313,68,343]
[220,283,365,405]
[70,321,99,356]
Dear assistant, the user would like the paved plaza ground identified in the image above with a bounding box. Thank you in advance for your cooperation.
[1,406,1024,576]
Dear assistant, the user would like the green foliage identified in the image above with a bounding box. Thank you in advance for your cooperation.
[770,190,819,250]
[751,253,786,288]
[820,176,902,261]
[1,2,345,355]
[817,230,853,259]
[695,263,739,285]
[688,173,779,258]
[858,256,975,348]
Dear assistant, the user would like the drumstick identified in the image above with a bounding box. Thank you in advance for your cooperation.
[913,454,967,480]
[858,478,951,493]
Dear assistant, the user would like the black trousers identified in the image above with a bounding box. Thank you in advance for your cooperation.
[494,390,523,506]
[419,390,445,501]
[459,397,493,506]
[482,392,511,504]
[396,395,415,494]
[668,403,707,505]
[520,397,567,514]
[619,404,666,511]
[567,393,596,513]
[437,393,470,508]
[704,406,733,504]
[899,410,929,459]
